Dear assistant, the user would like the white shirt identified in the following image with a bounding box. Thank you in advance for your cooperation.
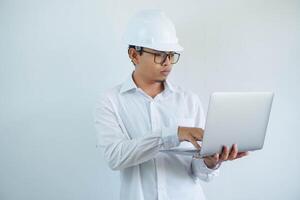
[94,72,220,200]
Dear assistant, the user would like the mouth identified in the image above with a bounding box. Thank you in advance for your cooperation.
[160,70,170,76]
[160,67,171,74]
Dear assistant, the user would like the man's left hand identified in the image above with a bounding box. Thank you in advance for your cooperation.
[203,144,249,169]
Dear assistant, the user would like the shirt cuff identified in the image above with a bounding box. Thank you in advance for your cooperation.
[160,126,180,149]
[191,157,221,182]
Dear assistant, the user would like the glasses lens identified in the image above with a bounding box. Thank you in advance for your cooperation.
[167,53,179,64]
[170,53,179,64]
[154,53,166,64]
[154,52,180,64]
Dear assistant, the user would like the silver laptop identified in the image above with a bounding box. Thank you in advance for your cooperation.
[199,92,274,157]
[161,92,274,158]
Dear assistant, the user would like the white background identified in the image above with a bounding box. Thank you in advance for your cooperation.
[1,0,299,199]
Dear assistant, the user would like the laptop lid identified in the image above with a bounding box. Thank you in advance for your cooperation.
[200,92,274,157]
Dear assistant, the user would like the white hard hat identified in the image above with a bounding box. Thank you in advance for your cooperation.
[123,9,184,52]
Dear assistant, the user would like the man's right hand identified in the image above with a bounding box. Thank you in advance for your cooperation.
[177,127,204,149]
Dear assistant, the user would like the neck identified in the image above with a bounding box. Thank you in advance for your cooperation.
[132,71,165,98]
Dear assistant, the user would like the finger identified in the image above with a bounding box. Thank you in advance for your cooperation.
[228,144,238,160]
[213,153,219,163]
[220,145,229,161]
[192,128,204,141]
[238,151,249,156]
[236,151,249,159]
[188,136,201,149]
[205,153,219,162]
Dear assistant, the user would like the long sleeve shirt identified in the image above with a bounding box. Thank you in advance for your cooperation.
[94,72,220,200]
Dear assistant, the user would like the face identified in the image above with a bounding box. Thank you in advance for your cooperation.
[129,47,174,83]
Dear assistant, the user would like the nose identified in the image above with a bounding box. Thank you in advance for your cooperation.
[162,55,172,66]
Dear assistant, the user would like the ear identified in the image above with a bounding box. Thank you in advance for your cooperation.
[128,48,140,65]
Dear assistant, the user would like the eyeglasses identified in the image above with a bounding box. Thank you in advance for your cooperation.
[140,49,180,65]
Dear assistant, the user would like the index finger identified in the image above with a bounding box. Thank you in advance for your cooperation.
[188,136,201,150]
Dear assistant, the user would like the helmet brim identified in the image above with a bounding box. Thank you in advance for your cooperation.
[127,42,184,52]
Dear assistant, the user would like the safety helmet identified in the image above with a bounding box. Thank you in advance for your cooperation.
[123,9,183,52]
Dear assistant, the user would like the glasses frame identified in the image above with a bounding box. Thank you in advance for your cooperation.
[139,49,180,65]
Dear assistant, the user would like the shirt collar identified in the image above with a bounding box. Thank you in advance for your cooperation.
[163,78,175,93]
[119,72,138,94]
[119,71,175,94]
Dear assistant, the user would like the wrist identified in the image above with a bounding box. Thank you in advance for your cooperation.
[204,159,216,169]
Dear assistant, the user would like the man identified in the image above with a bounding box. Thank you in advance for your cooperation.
[94,10,248,200]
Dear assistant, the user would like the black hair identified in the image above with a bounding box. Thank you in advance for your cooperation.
[128,45,143,56]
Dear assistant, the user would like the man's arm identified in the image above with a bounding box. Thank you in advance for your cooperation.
[94,95,180,171]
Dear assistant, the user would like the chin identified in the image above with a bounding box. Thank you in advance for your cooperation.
[155,79,166,83]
